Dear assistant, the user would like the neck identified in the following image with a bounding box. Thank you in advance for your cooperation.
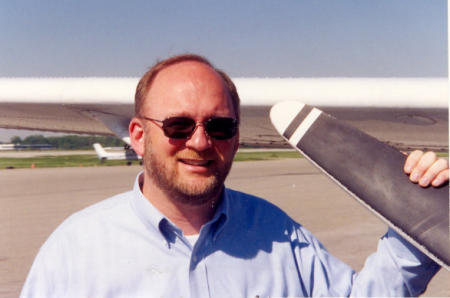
[140,172,221,235]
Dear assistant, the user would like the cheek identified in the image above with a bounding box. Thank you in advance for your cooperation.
[168,138,189,150]
[215,139,238,161]
[148,136,186,161]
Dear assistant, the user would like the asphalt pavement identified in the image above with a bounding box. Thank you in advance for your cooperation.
[1,159,448,297]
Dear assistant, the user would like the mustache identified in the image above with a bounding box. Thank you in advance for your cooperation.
[177,150,216,160]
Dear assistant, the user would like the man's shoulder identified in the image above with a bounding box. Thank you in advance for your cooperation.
[225,187,283,207]
[224,188,293,222]
[52,190,135,236]
[71,190,132,217]
[224,188,327,247]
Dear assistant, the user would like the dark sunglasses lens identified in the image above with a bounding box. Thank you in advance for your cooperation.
[206,118,237,140]
[162,117,196,139]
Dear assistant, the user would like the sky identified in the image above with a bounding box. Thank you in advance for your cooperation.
[0,0,447,141]
[0,0,447,78]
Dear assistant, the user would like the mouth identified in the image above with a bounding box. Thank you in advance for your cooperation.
[178,158,213,167]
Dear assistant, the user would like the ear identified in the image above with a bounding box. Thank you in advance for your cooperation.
[129,117,145,157]
[232,129,240,155]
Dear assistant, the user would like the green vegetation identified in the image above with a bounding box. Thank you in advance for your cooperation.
[6,135,124,150]
[0,151,302,169]
[234,151,302,161]
[1,148,446,170]
[0,155,141,169]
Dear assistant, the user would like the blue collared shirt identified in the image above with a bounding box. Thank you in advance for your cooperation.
[21,173,439,297]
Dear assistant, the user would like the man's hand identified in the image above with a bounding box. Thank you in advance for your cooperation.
[404,150,449,187]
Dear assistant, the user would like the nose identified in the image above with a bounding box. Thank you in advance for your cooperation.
[185,124,212,151]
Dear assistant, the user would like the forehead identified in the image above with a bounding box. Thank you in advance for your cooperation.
[143,61,234,118]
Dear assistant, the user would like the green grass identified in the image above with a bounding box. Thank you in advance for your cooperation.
[1,150,447,169]
[0,155,141,169]
[234,151,302,161]
[0,151,302,169]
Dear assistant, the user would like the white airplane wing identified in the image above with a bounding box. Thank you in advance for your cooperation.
[0,77,447,150]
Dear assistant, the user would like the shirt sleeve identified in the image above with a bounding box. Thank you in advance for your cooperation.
[294,224,440,297]
[20,231,71,298]
[350,228,440,297]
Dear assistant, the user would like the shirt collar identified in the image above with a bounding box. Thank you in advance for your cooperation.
[130,172,172,239]
[130,171,230,246]
[209,188,230,241]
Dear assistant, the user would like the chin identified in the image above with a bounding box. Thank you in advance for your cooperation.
[172,177,223,205]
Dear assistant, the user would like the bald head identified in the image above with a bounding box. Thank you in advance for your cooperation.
[134,54,240,122]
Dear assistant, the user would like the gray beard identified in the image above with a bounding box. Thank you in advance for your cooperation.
[144,147,231,206]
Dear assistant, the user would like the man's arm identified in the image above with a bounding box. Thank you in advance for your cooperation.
[350,227,441,297]
[350,150,448,296]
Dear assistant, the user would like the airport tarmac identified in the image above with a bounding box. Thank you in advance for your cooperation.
[1,159,448,297]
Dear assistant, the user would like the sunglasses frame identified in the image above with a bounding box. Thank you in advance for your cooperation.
[140,115,238,140]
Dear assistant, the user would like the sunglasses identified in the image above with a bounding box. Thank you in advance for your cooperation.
[141,116,238,140]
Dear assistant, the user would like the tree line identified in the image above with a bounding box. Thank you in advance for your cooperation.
[7,135,124,150]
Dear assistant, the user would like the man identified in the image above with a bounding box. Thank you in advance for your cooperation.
[21,54,449,297]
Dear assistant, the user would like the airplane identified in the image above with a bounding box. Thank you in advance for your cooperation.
[0,77,447,152]
[93,142,142,165]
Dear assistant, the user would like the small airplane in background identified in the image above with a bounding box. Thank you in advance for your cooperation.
[93,143,142,165]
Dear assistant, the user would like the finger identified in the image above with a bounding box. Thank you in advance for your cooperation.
[404,150,423,174]
[418,158,449,187]
[431,169,449,187]
[409,151,437,183]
